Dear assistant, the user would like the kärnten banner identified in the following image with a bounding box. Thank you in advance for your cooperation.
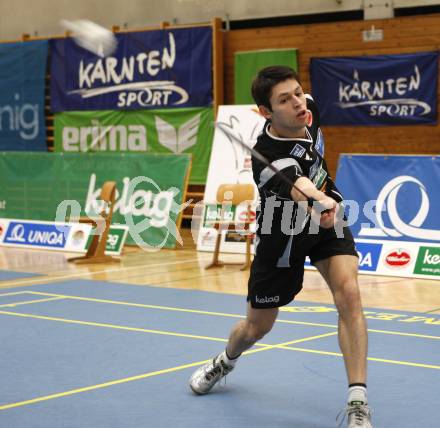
[53,107,214,184]
[0,40,48,151]
[50,27,213,112]
[0,152,191,249]
[310,52,438,125]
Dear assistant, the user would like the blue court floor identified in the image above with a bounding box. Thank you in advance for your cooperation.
[0,270,41,281]
[0,280,439,427]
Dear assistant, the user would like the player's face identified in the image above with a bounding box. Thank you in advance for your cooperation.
[262,79,308,136]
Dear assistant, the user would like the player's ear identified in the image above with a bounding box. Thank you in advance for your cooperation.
[259,105,272,120]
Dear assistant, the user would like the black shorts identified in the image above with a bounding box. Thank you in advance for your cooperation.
[247,226,358,309]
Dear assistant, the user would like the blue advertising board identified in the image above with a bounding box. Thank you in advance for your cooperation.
[335,155,440,279]
[50,27,213,112]
[0,40,48,151]
[4,221,70,249]
[310,52,438,125]
[336,155,440,243]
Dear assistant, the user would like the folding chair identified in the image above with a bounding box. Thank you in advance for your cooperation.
[205,183,255,271]
[69,181,120,264]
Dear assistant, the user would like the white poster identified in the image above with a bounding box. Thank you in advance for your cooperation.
[196,105,265,253]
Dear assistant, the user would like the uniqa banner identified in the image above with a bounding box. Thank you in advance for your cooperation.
[0,152,191,249]
[50,27,213,112]
[0,40,48,151]
[310,52,438,125]
[54,107,214,184]
[335,155,440,279]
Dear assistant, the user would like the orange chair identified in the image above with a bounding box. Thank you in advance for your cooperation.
[205,183,255,271]
[69,181,120,264]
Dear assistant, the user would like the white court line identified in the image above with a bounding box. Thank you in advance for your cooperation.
[0,291,30,297]
[0,256,213,289]
[0,296,65,308]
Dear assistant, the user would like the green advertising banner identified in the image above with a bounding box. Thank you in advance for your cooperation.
[234,49,298,104]
[54,107,214,184]
[0,152,191,249]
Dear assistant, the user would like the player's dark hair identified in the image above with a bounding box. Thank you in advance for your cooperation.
[251,65,300,111]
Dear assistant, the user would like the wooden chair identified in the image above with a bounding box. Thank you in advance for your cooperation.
[205,183,255,271]
[69,181,120,264]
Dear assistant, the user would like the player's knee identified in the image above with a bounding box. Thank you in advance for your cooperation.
[333,280,362,315]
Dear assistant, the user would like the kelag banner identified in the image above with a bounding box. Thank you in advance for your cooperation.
[0,152,191,249]
[336,155,440,279]
[310,52,438,125]
[50,27,212,112]
[0,40,48,151]
[234,49,298,104]
[53,107,214,184]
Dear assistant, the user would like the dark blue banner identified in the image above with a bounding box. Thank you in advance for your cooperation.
[50,27,212,112]
[336,155,440,243]
[0,40,48,151]
[310,52,438,125]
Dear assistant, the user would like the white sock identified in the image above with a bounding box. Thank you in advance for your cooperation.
[220,349,239,367]
[348,385,367,404]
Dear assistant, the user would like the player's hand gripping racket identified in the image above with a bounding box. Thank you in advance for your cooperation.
[216,122,332,214]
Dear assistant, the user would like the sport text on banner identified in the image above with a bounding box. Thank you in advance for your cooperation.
[310,52,438,125]
[50,27,213,112]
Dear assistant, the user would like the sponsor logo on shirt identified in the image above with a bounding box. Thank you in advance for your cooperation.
[290,144,306,158]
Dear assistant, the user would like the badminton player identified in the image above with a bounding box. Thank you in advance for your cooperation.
[189,66,372,428]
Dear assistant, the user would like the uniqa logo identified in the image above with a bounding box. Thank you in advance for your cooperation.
[9,224,26,242]
[385,249,411,268]
[359,175,440,241]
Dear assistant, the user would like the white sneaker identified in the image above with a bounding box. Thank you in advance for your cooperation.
[345,401,373,427]
[189,354,234,395]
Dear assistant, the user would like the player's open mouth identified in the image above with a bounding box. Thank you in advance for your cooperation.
[296,110,307,119]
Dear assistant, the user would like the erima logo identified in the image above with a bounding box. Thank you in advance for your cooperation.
[155,114,200,153]
[255,295,280,304]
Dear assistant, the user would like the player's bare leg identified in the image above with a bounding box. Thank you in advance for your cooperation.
[314,255,372,427]
[189,303,278,394]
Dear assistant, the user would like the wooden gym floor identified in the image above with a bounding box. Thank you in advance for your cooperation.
[1,228,439,315]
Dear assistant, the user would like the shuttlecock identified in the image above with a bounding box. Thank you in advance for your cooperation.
[60,19,117,57]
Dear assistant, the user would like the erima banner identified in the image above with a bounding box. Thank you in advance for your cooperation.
[336,155,440,279]
[0,40,48,151]
[234,49,298,104]
[310,52,438,125]
[197,105,265,254]
[54,107,214,184]
[50,27,212,111]
[0,152,191,249]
